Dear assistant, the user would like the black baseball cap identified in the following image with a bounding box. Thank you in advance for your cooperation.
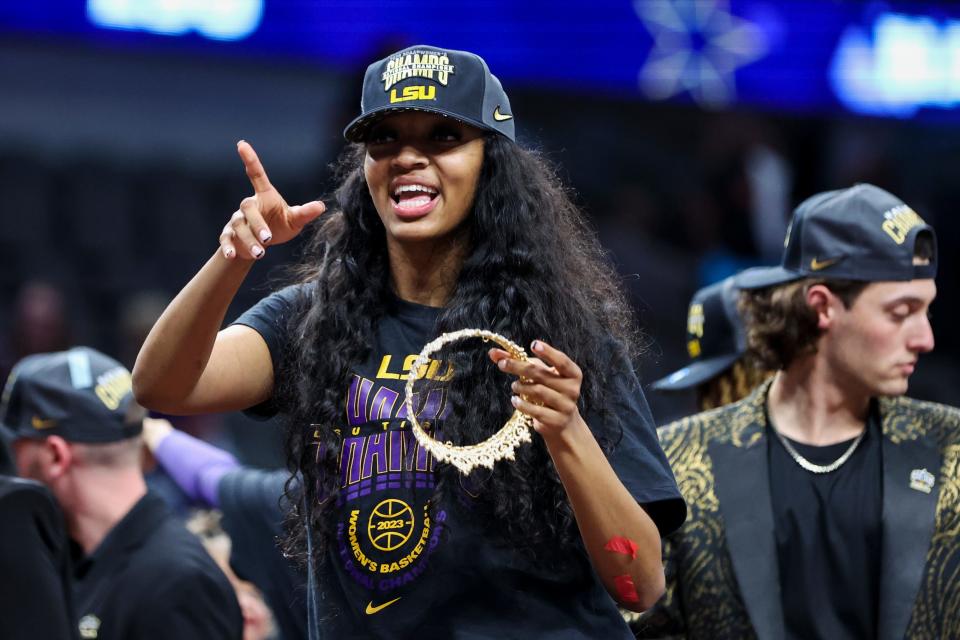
[0,347,143,443]
[651,276,746,392]
[737,183,937,290]
[344,45,516,142]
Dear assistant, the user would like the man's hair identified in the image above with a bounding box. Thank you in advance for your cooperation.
[740,231,935,371]
[72,436,143,468]
[739,279,867,371]
[914,230,936,264]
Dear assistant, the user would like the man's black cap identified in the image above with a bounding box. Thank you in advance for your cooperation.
[0,347,142,443]
[737,183,937,290]
[651,276,746,392]
[344,45,515,142]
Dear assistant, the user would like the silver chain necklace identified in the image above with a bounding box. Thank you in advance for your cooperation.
[773,427,867,474]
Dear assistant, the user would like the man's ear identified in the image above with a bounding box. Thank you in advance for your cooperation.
[44,436,74,480]
[807,284,836,330]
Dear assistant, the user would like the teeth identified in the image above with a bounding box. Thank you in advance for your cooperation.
[396,195,433,209]
[393,184,437,197]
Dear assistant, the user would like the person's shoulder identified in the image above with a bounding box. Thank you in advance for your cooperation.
[133,517,225,580]
[121,523,241,635]
[245,280,316,312]
[0,475,46,498]
[273,280,316,301]
[125,521,236,611]
[884,395,960,423]
[594,335,633,370]
[0,477,63,543]
[658,381,769,462]
[0,476,59,515]
[879,395,960,445]
[659,395,756,445]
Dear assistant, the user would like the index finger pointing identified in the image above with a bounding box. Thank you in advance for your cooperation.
[237,140,273,194]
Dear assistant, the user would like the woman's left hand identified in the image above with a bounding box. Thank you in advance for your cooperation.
[489,340,586,440]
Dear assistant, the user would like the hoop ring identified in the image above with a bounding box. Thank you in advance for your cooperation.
[404,329,535,475]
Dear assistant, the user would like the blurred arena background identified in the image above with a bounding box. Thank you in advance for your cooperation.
[1,0,958,468]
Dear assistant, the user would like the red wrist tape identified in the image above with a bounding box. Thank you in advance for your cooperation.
[613,574,641,603]
[603,536,639,560]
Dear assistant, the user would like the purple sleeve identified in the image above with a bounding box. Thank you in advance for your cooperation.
[153,430,240,507]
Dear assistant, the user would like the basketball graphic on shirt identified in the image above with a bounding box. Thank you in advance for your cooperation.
[368,498,415,551]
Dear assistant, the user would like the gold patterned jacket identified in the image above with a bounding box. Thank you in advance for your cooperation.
[634,379,960,640]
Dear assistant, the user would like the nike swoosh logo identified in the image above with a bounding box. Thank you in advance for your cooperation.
[809,257,841,271]
[365,597,401,615]
[31,416,57,429]
[493,106,513,122]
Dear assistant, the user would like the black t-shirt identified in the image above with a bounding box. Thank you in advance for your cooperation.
[72,492,243,640]
[0,477,77,640]
[219,467,309,640]
[768,408,883,640]
[234,284,685,639]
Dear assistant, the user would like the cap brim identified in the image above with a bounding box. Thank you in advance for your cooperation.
[0,421,28,442]
[650,353,741,392]
[734,266,803,290]
[343,105,496,142]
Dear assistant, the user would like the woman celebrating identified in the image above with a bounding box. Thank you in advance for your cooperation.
[133,45,684,638]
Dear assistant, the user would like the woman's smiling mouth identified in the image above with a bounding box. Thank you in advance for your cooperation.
[391,182,439,218]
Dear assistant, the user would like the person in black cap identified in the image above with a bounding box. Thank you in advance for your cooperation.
[650,274,770,411]
[1,346,243,640]
[638,183,960,640]
[132,44,685,638]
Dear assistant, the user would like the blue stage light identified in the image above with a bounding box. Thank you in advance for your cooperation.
[86,0,263,41]
[831,12,960,117]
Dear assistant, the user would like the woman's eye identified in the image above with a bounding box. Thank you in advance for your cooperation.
[366,129,396,145]
[431,127,461,142]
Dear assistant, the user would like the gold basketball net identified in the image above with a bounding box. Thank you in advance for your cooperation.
[403,329,535,475]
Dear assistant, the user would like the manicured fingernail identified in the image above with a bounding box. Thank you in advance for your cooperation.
[223,247,234,259]
[511,396,520,406]
[259,229,272,243]
[498,359,508,370]
[251,245,264,258]
[511,381,519,392]
[532,340,542,352]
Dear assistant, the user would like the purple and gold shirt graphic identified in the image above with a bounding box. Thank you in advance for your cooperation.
[330,353,452,614]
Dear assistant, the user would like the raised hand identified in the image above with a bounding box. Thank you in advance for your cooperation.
[219,140,326,260]
[141,417,174,453]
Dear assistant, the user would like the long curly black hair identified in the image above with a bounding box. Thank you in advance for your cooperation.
[277,134,641,572]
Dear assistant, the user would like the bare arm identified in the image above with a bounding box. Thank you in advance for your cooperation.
[633,535,688,638]
[492,341,665,611]
[132,141,324,414]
